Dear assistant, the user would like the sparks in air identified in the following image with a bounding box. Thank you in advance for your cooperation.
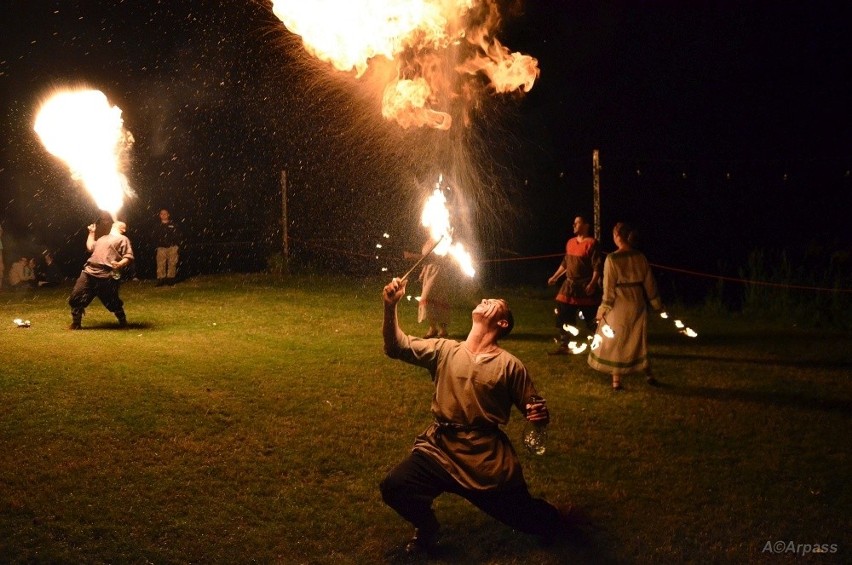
[34,88,134,219]
[271,0,539,130]
[375,232,393,273]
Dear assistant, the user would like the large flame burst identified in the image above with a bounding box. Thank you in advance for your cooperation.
[34,88,134,218]
[271,0,539,130]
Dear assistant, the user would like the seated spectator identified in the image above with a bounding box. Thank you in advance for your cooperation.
[8,256,36,289]
[36,251,64,287]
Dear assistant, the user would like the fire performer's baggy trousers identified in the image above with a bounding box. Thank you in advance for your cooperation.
[68,272,126,324]
[380,450,561,540]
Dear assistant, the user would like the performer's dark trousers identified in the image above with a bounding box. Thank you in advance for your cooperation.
[555,301,598,343]
[68,272,125,322]
[380,450,560,538]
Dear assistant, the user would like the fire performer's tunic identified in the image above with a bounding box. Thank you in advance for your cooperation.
[588,248,663,375]
[555,236,602,306]
[69,231,134,322]
[84,232,134,278]
[389,335,539,490]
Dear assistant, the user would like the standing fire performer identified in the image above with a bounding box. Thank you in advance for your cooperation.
[588,222,664,390]
[68,221,134,330]
[380,277,570,556]
[404,235,453,338]
[547,216,602,355]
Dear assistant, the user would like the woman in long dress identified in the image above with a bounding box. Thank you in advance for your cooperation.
[405,237,452,338]
[588,222,665,391]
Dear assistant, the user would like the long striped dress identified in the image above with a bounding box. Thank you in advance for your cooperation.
[588,248,663,375]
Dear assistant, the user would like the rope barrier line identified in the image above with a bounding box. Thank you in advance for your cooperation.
[648,263,852,294]
[294,238,851,294]
[479,253,563,263]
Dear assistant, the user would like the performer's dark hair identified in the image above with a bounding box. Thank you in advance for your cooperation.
[497,307,515,339]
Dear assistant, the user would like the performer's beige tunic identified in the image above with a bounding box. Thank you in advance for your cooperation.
[390,335,539,490]
[588,248,662,375]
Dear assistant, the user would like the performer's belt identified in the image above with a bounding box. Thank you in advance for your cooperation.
[615,281,643,287]
[433,420,498,435]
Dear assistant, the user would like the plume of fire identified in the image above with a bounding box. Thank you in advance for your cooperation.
[271,0,539,130]
[34,88,134,219]
[420,177,475,277]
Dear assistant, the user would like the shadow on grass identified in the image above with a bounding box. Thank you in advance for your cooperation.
[382,515,613,564]
[652,381,852,414]
[75,322,154,331]
[653,330,852,350]
[653,351,852,370]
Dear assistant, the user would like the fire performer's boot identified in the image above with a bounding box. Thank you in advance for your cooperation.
[69,316,82,330]
[116,311,127,328]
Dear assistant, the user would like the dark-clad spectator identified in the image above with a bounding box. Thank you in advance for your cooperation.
[154,208,181,286]
[35,251,64,287]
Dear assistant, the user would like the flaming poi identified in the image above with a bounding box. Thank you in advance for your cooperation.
[34,88,135,219]
[561,323,593,354]
[660,312,699,338]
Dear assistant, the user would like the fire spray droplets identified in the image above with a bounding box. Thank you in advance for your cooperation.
[34,88,134,218]
[271,0,539,130]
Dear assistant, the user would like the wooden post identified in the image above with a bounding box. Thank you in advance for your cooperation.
[593,149,601,241]
[280,170,289,273]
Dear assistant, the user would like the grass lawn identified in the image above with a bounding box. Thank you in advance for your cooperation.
[1,274,850,564]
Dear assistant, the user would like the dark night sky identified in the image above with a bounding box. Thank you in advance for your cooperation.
[1,1,849,284]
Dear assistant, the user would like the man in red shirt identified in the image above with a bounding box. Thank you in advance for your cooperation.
[547,216,602,355]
